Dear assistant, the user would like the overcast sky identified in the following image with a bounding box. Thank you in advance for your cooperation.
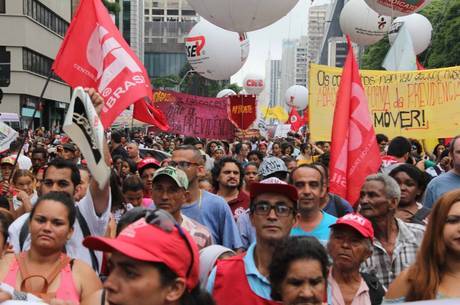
[231,0,331,85]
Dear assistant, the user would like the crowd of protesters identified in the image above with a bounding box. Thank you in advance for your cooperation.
[0,91,457,305]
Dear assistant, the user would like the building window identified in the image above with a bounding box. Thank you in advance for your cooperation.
[0,0,5,13]
[23,0,69,36]
[22,48,62,81]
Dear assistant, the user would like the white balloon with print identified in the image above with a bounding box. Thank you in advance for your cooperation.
[185,20,250,81]
[243,74,265,95]
[388,13,432,55]
[364,0,432,17]
[285,85,308,111]
[340,0,391,46]
[186,0,300,33]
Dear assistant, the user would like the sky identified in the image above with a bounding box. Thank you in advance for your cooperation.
[231,0,331,86]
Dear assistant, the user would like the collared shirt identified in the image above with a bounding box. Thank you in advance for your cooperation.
[328,269,371,305]
[207,243,272,300]
[290,211,337,246]
[361,218,425,289]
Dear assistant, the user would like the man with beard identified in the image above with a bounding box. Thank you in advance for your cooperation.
[358,174,425,289]
[171,145,242,250]
[289,165,337,245]
[207,177,298,304]
[269,236,329,305]
[327,214,385,305]
[212,157,249,220]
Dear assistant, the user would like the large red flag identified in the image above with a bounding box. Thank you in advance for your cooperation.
[329,37,381,206]
[287,107,303,132]
[52,0,168,130]
[133,97,169,130]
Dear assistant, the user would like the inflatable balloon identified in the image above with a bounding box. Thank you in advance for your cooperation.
[285,85,308,111]
[186,0,299,33]
[186,20,250,81]
[340,0,391,46]
[364,0,432,17]
[243,74,265,95]
[388,13,432,55]
[216,89,237,98]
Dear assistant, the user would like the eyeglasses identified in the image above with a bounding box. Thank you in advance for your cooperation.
[252,203,294,217]
[169,160,198,169]
[144,209,194,279]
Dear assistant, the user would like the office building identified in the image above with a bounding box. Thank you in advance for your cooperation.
[295,36,308,88]
[0,0,71,129]
[280,39,296,108]
[264,59,281,107]
[307,4,328,64]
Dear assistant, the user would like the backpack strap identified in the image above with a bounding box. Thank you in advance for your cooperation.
[76,207,99,272]
[411,207,431,225]
[361,272,385,305]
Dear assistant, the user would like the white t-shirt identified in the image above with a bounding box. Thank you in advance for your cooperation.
[11,154,32,170]
[8,189,112,273]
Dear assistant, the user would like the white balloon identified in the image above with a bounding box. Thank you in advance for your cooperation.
[239,89,247,95]
[388,13,432,55]
[285,85,308,111]
[216,89,237,98]
[364,0,432,17]
[340,0,391,46]
[186,0,299,33]
[243,74,265,95]
[186,20,250,81]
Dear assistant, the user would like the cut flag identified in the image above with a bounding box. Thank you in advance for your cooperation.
[329,36,381,206]
[382,24,417,71]
[287,107,304,132]
[52,0,168,130]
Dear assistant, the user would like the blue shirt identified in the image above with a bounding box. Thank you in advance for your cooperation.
[181,190,243,249]
[423,171,460,208]
[206,243,272,300]
[323,193,354,217]
[236,210,256,250]
[290,212,337,245]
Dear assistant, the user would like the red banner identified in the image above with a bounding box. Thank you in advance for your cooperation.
[153,91,235,140]
[52,0,167,129]
[228,95,257,130]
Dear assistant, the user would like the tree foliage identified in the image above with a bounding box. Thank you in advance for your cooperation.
[361,0,460,69]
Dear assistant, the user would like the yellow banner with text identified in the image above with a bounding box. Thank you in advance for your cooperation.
[308,64,460,141]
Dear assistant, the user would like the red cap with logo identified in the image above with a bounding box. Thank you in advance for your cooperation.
[250,177,298,203]
[83,218,200,291]
[137,157,161,172]
[330,213,374,241]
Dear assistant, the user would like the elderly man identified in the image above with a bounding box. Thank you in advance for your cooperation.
[207,177,298,304]
[327,213,385,305]
[358,174,425,289]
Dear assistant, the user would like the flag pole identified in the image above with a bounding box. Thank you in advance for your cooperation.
[8,72,52,182]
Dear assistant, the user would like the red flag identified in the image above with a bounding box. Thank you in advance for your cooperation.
[287,107,303,132]
[52,0,168,130]
[329,36,381,206]
[227,95,257,130]
[416,57,425,70]
[133,97,169,130]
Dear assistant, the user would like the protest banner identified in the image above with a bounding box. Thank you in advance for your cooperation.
[0,121,18,153]
[228,95,257,130]
[309,64,460,140]
[274,124,292,138]
[64,87,110,188]
[153,90,235,140]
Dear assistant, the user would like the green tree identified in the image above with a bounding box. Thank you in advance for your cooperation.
[151,75,181,90]
[361,0,460,69]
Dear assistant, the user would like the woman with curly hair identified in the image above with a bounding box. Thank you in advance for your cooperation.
[384,189,460,302]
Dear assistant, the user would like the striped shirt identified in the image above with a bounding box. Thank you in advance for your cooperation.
[361,218,425,289]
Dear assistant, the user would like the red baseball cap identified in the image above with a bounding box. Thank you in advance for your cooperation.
[137,157,161,172]
[83,217,200,291]
[250,177,298,203]
[330,213,374,241]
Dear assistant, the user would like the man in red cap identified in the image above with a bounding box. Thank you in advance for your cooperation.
[83,210,212,305]
[207,177,298,305]
[327,213,385,305]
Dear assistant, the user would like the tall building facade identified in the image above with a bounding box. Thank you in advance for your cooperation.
[295,36,308,88]
[130,0,144,62]
[264,59,281,107]
[0,0,71,130]
[307,4,328,64]
[143,0,199,82]
[280,39,296,108]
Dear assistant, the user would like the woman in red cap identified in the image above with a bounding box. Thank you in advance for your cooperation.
[82,209,215,305]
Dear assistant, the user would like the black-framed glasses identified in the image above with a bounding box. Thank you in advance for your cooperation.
[144,209,194,279]
[252,203,294,217]
[169,160,199,169]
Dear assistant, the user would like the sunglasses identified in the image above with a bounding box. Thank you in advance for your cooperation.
[144,209,195,279]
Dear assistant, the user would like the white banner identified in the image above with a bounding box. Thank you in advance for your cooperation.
[0,121,18,153]
[63,87,110,188]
